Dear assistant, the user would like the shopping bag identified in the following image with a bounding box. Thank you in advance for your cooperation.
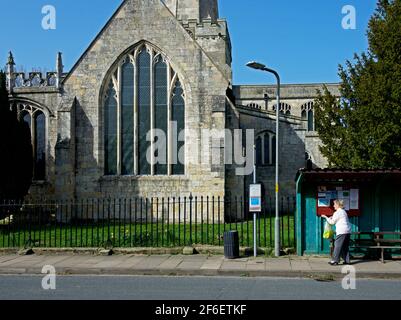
[323,222,334,239]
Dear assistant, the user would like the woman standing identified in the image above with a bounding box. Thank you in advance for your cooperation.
[322,200,352,266]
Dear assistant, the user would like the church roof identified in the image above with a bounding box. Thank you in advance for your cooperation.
[62,0,230,85]
[296,168,401,182]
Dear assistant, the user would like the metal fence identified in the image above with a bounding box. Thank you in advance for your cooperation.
[0,196,296,250]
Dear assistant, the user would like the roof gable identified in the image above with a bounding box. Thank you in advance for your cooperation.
[63,0,229,85]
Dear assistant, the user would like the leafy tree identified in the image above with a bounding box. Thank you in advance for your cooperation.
[314,0,401,168]
[0,71,33,200]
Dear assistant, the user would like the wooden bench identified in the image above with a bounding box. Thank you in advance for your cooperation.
[350,232,401,263]
[373,232,401,263]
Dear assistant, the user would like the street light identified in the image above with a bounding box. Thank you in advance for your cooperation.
[246,61,281,257]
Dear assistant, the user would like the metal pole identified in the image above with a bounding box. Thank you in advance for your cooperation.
[262,67,280,257]
[273,72,281,258]
[253,144,257,257]
[253,144,257,185]
[246,62,281,257]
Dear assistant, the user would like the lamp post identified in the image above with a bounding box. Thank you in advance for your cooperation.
[246,61,281,257]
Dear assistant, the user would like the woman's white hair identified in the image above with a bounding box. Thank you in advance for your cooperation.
[334,199,344,208]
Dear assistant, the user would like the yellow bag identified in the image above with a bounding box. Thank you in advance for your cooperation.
[323,222,334,239]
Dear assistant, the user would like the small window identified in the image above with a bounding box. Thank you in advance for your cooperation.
[301,102,314,132]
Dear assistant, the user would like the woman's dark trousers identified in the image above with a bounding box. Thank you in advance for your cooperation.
[332,234,351,264]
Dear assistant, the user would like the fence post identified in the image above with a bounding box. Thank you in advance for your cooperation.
[167,197,170,247]
[189,194,193,245]
[195,196,197,245]
[173,197,175,246]
[156,197,159,247]
[218,196,221,246]
[201,196,204,245]
[178,197,181,246]
[206,196,209,245]
[160,197,163,247]
[212,196,215,246]
[107,198,111,248]
[184,197,187,246]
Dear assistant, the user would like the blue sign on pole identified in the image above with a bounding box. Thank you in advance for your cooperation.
[250,184,262,212]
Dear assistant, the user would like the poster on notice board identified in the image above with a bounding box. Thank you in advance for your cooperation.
[317,187,360,217]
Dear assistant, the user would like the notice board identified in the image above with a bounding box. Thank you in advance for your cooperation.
[316,186,361,217]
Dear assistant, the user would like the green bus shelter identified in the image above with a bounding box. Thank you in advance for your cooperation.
[296,169,401,256]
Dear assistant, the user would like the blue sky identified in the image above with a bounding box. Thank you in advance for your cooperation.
[0,0,378,84]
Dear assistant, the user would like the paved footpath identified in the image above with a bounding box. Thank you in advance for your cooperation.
[0,253,401,279]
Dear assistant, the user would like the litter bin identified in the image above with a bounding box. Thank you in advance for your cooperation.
[224,231,240,259]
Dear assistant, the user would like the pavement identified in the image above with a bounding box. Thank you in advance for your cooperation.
[1,249,401,280]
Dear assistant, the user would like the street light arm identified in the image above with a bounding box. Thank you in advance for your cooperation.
[262,67,280,94]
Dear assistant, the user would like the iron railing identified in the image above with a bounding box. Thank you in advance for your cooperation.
[0,196,296,250]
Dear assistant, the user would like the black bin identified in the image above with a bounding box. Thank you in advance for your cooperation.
[224,231,240,259]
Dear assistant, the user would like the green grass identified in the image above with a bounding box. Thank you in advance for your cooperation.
[0,216,295,249]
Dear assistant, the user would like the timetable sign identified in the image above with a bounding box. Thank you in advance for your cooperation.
[250,184,262,212]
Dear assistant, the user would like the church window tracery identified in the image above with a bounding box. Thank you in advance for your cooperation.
[15,103,47,181]
[103,43,185,176]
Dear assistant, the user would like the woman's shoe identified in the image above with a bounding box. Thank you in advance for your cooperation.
[328,261,339,266]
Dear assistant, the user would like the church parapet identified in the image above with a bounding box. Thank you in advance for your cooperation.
[12,71,58,88]
[6,51,64,92]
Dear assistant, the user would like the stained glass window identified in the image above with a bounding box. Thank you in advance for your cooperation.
[256,136,262,166]
[308,110,314,132]
[121,61,134,175]
[301,102,314,132]
[264,134,270,165]
[154,58,168,175]
[103,44,185,177]
[272,136,276,165]
[172,80,185,175]
[34,112,46,180]
[22,111,31,130]
[17,107,46,181]
[104,82,118,175]
[137,50,151,175]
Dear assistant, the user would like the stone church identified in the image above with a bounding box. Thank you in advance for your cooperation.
[5,0,339,202]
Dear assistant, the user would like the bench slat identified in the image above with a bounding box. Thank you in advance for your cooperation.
[374,239,401,244]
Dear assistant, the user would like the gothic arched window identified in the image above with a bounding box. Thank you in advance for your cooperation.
[34,112,46,180]
[103,43,186,176]
[255,131,276,166]
[104,82,118,176]
[172,81,185,175]
[121,61,135,175]
[301,101,314,132]
[308,110,314,131]
[16,104,47,181]
[301,110,307,121]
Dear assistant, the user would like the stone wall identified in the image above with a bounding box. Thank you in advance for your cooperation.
[58,0,231,201]
[234,107,306,199]
[229,83,341,199]
[163,0,219,22]
[5,0,342,219]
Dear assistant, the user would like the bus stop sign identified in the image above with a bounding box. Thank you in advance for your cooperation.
[249,184,262,212]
